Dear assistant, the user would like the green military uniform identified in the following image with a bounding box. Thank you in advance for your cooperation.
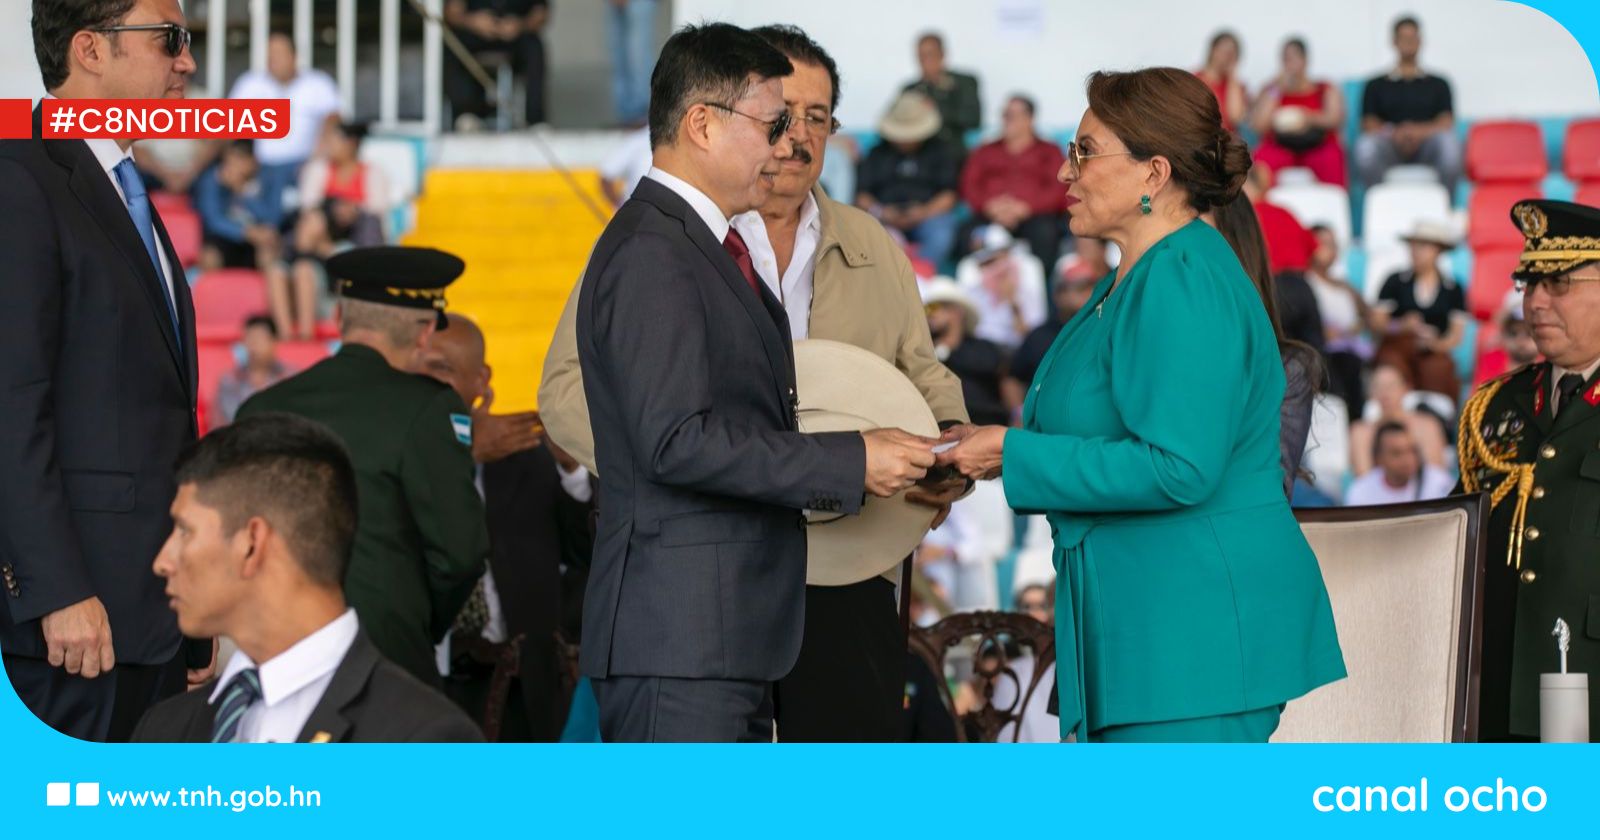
[1459,199,1600,741]
[238,247,488,687]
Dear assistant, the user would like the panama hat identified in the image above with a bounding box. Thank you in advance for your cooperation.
[878,90,943,144]
[793,339,940,586]
[1399,219,1458,249]
[920,276,979,335]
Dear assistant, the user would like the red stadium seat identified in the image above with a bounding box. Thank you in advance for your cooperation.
[276,340,333,372]
[196,342,237,435]
[1468,183,1542,251]
[1563,118,1600,183]
[149,190,192,218]
[1467,247,1521,321]
[190,269,269,342]
[1576,181,1600,208]
[1465,121,1547,183]
[161,206,202,268]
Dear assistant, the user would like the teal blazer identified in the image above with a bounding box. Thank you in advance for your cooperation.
[1003,219,1345,732]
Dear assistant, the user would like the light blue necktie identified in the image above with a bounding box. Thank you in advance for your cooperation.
[111,158,181,344]
[210,668,262,743]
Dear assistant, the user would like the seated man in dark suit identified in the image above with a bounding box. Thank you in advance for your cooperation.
[133,414,481,743]
[420,314,595,741]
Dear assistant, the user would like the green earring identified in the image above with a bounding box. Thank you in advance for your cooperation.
[1139,194,1152,215]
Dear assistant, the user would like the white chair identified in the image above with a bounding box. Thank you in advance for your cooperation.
[1362,244,1412,302]
[1270,181,1353,248]
[360,137,422,209]
[1304,393,1351,503]
[1275,166,1318,186]
[1275,495,1487,742]
[1361,181,1453,256]
[1384,164,1443,184]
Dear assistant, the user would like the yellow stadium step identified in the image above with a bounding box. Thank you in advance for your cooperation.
[402,167,609,413]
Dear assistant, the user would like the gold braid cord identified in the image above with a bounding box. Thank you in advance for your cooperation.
[1458,378,1537,569]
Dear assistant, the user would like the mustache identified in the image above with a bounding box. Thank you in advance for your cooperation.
[788,147,813,165]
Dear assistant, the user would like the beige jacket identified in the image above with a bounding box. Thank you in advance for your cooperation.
[538,184,968,474]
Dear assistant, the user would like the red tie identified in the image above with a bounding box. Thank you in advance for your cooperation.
[722,228,763,296]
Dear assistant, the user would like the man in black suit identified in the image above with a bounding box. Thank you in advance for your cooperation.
[576,22,936,742]
[133,414,482,743]
[0,0,208,742]
[420,314,595,741]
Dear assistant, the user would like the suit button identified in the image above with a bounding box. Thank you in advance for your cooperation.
[1533,486,1546,499]
[1521,569,1537,584]
[1541,445,1557,460]
[1525,526,1541,541]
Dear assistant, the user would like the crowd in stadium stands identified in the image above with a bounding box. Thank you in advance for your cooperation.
[131,10,1598,741]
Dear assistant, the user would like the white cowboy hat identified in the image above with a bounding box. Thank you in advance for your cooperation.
[920,276,979,335]
[793,339,940,586]
[1399,219,1458,249]
[878,91,943,145]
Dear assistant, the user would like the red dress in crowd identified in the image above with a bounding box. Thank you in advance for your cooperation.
[1253,81,1348,187]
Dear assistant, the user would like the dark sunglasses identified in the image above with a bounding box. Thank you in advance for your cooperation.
[91,22,192,58]
[702,102,792,146]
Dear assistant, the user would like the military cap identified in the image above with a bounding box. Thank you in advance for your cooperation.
[1509,199,1600,280]
[328,246,466,330]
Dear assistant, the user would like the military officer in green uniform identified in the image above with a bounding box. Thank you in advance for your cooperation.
[1459,199,1600,742]
[237,246,489,688]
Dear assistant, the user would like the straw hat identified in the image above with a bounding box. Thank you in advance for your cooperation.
[1399,219,1458,249]
[878,90,943,144]
[793,340,940,586]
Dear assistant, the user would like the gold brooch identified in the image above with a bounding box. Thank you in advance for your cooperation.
[1514,203,1549,240]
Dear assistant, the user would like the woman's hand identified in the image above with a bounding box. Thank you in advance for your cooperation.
[936,424,1007,481]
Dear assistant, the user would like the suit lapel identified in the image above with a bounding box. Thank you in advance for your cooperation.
[293,630,380,743]
[1550,367,1600,438]
[150,208,196,398]
[1530,363,1553,438]
[40,112,186,381]
[634,178,796,403]
[1022,272,1114,428]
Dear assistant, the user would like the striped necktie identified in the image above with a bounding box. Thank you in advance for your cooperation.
[210,668,262,743]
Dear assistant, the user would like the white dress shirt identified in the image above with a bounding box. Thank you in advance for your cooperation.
[1344,464,1456,506]
[646,167,730,242]
[732,192,820,338]
[1551,358,1600,413]
[211,609,359,743]
[228,68,343,165]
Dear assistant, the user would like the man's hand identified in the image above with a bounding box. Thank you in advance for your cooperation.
[187,638,219,690]
[905,476,968,529]
[861,428,937,497]
[470,386,545,464]
[40,596,114,679]
[467,10,500,39]
[545,435,581,474]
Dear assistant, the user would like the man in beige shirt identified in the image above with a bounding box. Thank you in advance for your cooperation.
[539,25,969,741]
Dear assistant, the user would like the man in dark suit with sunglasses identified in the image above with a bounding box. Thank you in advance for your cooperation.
[0,0,207,742]
[569,23,935,742]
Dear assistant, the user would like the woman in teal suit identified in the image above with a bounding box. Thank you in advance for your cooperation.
[938,68,1345,742]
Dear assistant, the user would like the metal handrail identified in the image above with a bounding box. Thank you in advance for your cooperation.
[402,0,611,223]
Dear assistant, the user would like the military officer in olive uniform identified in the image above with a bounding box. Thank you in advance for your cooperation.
[1459,199,1600,742]
[237,246,489,688]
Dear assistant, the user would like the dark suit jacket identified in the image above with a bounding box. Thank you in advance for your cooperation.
[0,109,200,666]
[575,175,866,682]
[480,445,594,738]
[132,629,483,742]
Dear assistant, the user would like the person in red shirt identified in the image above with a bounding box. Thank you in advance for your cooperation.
[1244,164,1317,275]
[958,95,1067,267]
[1195,31,1247,133]
[1250,37,1348,187]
